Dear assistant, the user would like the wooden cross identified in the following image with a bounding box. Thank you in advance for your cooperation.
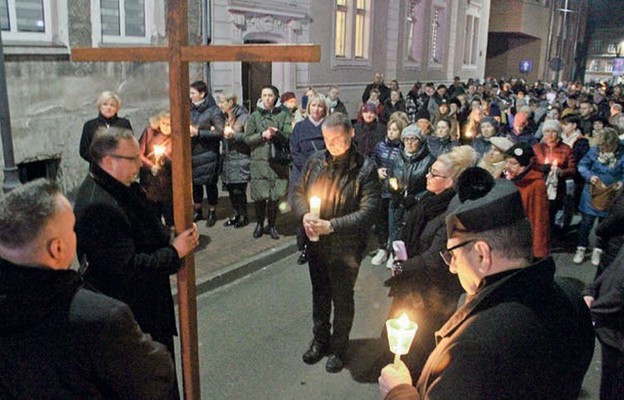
[71,1,320,399]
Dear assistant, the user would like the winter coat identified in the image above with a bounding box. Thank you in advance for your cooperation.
[595,190,624,271]
[138,126,172,204]
[426,135,457,158]
[190,98,225,185]
[327,98,348,117]
[532,141,576,180]
[511,168,550,258]
[243,104,293,201]
[80,113,133,163]
[353,120,387,158]
[381,99,406,124]
[0,259,175,399]
[373,137,402,199]
[292,146,380,261]
[289,117,326,202]
[362,82,390,104]
[506,126,538,146]
[471,136,496,159]
[387,258,595,400]
[221,104,251,185]
[74,164,181,344]
[388,145,436,208]
[578,144,624,217]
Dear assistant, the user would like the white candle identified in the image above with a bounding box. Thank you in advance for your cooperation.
[389,177,399,191]
[386,313,418,367]
[309,196,321,242]
[153,145,166,163]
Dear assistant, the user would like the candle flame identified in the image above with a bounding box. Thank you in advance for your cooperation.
[310,196,321,209]
[389,177,399,191]
[153,145,166,158]
[398,312,411,328]
[553,160,558,168]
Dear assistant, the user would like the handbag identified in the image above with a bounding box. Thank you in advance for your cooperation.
[269,139,291,166]
[590,180,624,211]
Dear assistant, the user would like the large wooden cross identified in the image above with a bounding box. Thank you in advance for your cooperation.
[71,1,320,399]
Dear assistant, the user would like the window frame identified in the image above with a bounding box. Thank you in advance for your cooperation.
[1,0,53,42]
[403,0,426,69]
[331,0,372,68]
[91,0,152,45]
[462,12,479,67]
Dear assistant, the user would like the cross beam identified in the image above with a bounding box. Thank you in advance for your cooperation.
[70,1,320,399]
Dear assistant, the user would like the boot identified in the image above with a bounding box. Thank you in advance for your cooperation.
[266,200,280,240]
[205,209,216,227]
[234,215,249,228]
[193,204,203,222]
[253,201,266,239]
[223,216,237,227]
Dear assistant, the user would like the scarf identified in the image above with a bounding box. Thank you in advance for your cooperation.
[562,129,582,148]
[598,151,618,168]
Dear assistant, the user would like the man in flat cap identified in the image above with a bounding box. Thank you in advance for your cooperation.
[379,180,595,399]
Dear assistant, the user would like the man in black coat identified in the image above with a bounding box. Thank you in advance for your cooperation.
[0,179,176,399]
[362,72,391,104]
[380,180,595,399]
[293,112,381,373]
[74,127,199,357]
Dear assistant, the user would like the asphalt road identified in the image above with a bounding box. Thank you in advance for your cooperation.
[177,251,602,400]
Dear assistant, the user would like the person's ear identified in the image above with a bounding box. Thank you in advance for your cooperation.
[47,237,63,262]
[474,240,492,274]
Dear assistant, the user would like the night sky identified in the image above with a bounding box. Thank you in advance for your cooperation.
[588,0,624,28]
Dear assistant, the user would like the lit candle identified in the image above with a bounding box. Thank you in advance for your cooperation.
[153,145,166,163]
[389,177,399,192]
[552,159,558,168]
[386,313,418,367]
[309,196,321,242]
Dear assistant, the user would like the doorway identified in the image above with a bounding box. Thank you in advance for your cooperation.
[242,40,272,113]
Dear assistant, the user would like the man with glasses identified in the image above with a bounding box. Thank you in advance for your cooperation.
[74,127,199,378]
[379,180,595,399]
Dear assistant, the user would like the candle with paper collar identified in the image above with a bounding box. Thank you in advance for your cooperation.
[153,145,166,163]
[309,196,321,242]
[386,313,418,367]
[389,177,399,191]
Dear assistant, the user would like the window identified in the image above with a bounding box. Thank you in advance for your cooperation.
[592,40,602,53]
[608,43,616,54]
[93,0,150,44]
[333,0,371,64]
[605,62,613,73]
[463,14,479,66]
[430,6,446,64]
[405,0,425,64]
[590,60,601,72]
[0,0,52,41]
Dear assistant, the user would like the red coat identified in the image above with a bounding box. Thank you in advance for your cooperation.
[513,169,550,258]
[532,142,576,180]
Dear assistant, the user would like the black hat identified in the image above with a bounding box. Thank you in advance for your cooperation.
[446,179,526,237]
[415,108,431,121]
[504,142,534,167]
[449,98,462,108]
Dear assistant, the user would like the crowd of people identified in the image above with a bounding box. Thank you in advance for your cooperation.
[3,72,624,398]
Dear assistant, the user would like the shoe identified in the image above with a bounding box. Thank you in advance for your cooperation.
[193,211,203,222]
[573,246,586,264]
[371,249,389,266]
[205,210,216,227]
[234,215,248,228]
[591,248,603,266]
[297,248,308,265]
[223,216,237,227]
[385,254,394,270]
[253,224,264,238]
[266,226,280,240]
[302,341,328,365]
[325,354,344,373]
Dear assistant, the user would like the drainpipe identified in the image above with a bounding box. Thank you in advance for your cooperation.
[0,30,21,193]
[202,0,212,92]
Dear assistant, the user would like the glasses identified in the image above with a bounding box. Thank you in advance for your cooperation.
[439,239,477,266]
[109,154,140,162]
[428,166,449,179]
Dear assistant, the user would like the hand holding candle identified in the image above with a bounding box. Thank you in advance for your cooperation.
[386,313,418,367]
[308,196,321,242]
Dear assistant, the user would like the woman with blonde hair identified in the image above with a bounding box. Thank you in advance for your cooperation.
[80,91,133,163]
[384,145,478,380]
[138,111,173,226]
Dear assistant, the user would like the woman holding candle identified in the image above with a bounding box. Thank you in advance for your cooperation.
[79,91,133,163]
[138,111,173,226]
[218,92,251,228]
[384,146,478,379]
[244,85,292,240]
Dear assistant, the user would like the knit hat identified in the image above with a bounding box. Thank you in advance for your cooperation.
[401,124,425,142]
[455,167,496,203]
[542,119,561,132]
[489,137,514,153]
[505,142,534,167]
[480,116,499,129]
[489,102,502,117]
[280,92,296,103]
[361,102,378,115]
[415,108,431,122]
[449,98,462,108]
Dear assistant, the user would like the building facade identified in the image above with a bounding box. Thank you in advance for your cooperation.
[584,28,624,84]
[486,0,588,84]
[1,0,490,192]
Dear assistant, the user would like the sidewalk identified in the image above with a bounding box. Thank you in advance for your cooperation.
[179,198,300,295]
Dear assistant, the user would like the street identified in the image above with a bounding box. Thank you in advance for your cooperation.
[173,249,602,400]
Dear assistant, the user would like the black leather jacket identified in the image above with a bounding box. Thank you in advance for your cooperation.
[293,146,380,259]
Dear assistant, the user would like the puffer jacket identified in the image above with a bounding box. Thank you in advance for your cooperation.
[221,104,251,185]
[388,144,436,208]
[190,98,225,185]
[427,135,457,158]
[353,120,386,158]
[374,137,402,199]
[292,146,380,260]
[578,144,624,217]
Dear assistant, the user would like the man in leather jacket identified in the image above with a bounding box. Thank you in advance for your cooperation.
[293,112,380,373]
